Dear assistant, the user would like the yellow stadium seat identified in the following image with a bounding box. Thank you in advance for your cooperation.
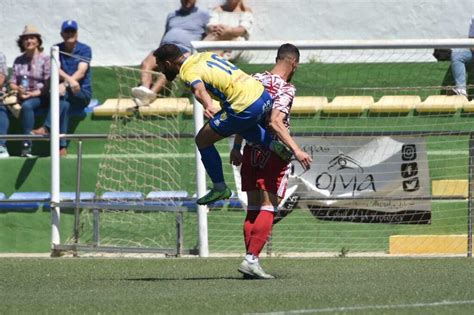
[462,98,474,112]
[93,99,137,117]
[416,95,467,113]
[370,95,421,113]
[139,98,193,116]
[389,235,467,255]
[323,96,373,114]
[431,179,468,198]
[291,96,327,114]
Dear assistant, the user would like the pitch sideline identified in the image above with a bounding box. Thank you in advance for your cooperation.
[247,299,474,314]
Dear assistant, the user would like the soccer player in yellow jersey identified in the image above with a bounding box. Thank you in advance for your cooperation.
[153,43,292,205]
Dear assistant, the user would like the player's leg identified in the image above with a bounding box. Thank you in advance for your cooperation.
[131,51,158,106]
[195,122,231,205]
[238,190,277,280]
[451,48,472,96]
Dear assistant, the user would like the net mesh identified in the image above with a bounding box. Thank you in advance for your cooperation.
[66,43,473,256]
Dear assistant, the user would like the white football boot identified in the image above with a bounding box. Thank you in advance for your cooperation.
[131,86,157,106]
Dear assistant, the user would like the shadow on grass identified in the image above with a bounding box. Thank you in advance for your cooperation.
[15,158,38,189]
[122,276,248,281]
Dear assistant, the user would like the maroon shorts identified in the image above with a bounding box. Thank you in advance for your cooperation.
[240,145,291,198]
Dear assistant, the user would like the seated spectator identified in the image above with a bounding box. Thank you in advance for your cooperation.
[204,0,254,61]
[132,0,210,105]
[451,16,474,97]
[9,25,50,158]
[32,20,92,156]
[0,52,9,158]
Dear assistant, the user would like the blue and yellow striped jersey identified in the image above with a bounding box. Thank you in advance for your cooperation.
[179,52,264,113]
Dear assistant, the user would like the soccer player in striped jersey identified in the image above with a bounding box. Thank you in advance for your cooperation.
[153,43,292,205]
[230,44,312,279]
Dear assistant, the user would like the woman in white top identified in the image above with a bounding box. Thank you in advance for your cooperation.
[204,0,254,61]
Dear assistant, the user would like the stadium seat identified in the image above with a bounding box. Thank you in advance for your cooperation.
[42,192,96,210]
[92,98,137,117]
[389,235,467,254]
[139,98,193,116]
[323,96,373,114]
[461,98,474,112]
[370,95,421,113]
[82,99,100,114]
[101,191,144,201]
[227,190,244,210]
[59,192,96,201]
[431,179,468,198]
[416,95,467,113]
[0,192,51,210]
[291,96,327,114]
[35,99,99,118]
[145,190,189,208]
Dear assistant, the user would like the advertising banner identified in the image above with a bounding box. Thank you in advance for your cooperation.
[232,136,432,224]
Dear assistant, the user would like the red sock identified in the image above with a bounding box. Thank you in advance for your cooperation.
[243,211,258,252]
[247,210,275,257]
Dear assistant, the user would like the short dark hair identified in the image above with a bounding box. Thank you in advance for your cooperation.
[153,44,183,62]
[276,43,300,62]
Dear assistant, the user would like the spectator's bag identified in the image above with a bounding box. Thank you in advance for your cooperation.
[1,91,21,118]
[433,48,452,61]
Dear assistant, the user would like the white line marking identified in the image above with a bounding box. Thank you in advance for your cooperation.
[247,300,474,315]
[429,150,467,156]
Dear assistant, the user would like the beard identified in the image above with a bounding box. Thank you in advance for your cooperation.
[164,70,178,81]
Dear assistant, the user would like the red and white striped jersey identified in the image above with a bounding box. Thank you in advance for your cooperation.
[252,71,295,130]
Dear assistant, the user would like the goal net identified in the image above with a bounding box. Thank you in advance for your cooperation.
[58,39,473,257]
[62,64,199,255]
[195,40,474,257]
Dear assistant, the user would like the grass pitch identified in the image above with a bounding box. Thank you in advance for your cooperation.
[0,257,473,314]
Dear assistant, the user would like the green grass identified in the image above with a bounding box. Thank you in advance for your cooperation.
[0,211,74,252]
[0,257,473,314]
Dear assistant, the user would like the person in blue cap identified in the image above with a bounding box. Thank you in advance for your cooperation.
[32,20,92,156]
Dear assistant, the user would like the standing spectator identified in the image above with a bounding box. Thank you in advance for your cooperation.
[230,44,312,279]
[131,0,210,105]
[0,52,9,158]
[10,25,50,157]
[32,20,92,156]
[204,0,254,61]
[451,16,474,97]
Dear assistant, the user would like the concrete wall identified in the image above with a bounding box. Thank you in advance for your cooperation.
[1,0,473,66]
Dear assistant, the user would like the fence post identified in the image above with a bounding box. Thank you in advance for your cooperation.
[468,134,473,257]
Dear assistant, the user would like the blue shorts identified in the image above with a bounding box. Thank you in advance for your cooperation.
[208,91,272,137]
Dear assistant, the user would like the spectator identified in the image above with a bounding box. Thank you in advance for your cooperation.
[451,16,474,97]
[0,52,9,158]
[131,0,210,105]
[32,20,92,156]
[204,0,254,61]
[10,25,50,158]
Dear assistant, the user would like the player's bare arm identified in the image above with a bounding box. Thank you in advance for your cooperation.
[230,134,244,166]
[268,109,312,170]
[192,82,219,119]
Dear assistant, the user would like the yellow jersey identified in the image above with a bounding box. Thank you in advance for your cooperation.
[179,52,264,113]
